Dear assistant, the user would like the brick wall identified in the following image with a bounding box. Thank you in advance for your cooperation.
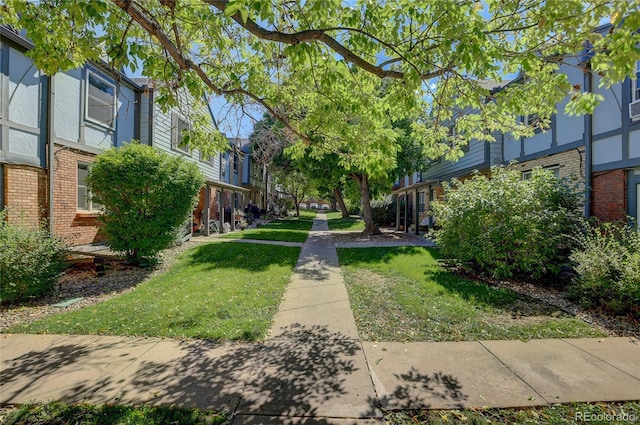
[511,147,586,189]
[591,169,627,222]
[52,146,104,246]
[3,164,48,228]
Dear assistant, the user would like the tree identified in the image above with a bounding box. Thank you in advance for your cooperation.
[4,0,639,235]
[273,168,312,217]
[249,113,291,209]
[86,142,204,265]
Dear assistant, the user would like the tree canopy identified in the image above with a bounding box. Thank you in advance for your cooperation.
[4,0,639,233]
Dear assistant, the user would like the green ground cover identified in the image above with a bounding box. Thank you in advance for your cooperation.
[338,246,605,342]
[1,402,227,425]
[386,402,640,424]
[220,212,315,243]
[8,242,300,341]
[325,211,365,231]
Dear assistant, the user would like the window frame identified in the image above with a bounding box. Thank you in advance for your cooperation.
[171,113,191,155]
[522,165,560,181]
[77,162,102,212]
[85,70,116,129]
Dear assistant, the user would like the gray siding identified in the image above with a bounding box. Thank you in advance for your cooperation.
[144,90,221,182]
[421,139,486,181]
[0,42,46,168]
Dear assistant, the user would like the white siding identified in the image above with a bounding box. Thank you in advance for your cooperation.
[592,78,622,135]
[8,47,40,129]
[116,85,136,145]
[630,129,640,159]
[557,58,585,145]
[592,135,623,165]
[523,130,552,156]
[54,70,81,143]
[503,133,520,162]
[8,127,39,156]
[84,125,114,150]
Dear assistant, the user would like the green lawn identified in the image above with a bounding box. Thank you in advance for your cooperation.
[386,402,640,425]
[1,402,227,425]
[8,242,300,341]
[338,246,605,342]
[325,211,365,231]
[220,213,315,243]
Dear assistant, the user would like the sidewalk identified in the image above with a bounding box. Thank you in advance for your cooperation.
[1,214,639,424]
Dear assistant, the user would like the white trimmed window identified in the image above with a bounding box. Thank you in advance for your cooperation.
[77,163,102,211]
[171,113,191,154]
[86,71,116,128]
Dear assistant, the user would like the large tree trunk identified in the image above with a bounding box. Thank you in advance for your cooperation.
[353,173,381,236]
[333,188,349,218]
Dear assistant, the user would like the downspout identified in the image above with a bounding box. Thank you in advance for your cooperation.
[584,64,593,217]
[47,74,55,235]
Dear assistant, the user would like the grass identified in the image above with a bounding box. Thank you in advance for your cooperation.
[1,402,227,425]
[8,242,300,341]
[325,211,365,231]
[6,401,637,425]
[338,246,605,342]
[220,212,315,243]
[386,402,640,424]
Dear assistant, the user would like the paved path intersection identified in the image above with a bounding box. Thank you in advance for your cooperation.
[1,214,639,424]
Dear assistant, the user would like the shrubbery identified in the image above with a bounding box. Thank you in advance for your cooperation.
[370,195,396,225]
[569,221,640,319]
[431,166,583,280]
[0,209,67,303]
[86,142,204,265]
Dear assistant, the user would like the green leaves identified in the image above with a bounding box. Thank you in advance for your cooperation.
[432,166,584,280]
[86,142,204,264]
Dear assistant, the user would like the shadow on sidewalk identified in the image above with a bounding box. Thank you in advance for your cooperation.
[369,367,468,411]
[129,324,366,417]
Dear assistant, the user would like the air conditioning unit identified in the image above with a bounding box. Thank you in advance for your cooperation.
[630,99,640,120]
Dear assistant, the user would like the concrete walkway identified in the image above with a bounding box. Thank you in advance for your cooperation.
[1,214,640,424]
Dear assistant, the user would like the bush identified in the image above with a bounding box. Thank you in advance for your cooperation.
[569,221,640,319]
[431,166,583,280]
[0,209,67,303]
[86,142,204,265]
[370,195,396,225]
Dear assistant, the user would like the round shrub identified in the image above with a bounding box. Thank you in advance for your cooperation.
[431,166,583,280]
[569,221,640,319]
[0,210,67,303]
[86,142,204,265]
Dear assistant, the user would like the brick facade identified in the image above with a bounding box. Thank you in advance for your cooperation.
[510,147,586,189]
[591,169,627,222]
[3,164,48,228]
[52,145,104,245]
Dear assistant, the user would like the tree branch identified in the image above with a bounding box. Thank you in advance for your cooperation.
[205,0,447,80]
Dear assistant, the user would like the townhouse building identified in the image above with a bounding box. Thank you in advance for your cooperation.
[393,52,640,233]
[1,27,251,244]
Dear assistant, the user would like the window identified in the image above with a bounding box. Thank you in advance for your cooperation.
[233,152,239,173]
[525,113,540,128]
[200,151,214,165]
[171,114,190,154]
[86,71,116,128]
[418,192,425,214]
[522,165,560,181]
[634,61,640,102]
[77,163,102,212]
